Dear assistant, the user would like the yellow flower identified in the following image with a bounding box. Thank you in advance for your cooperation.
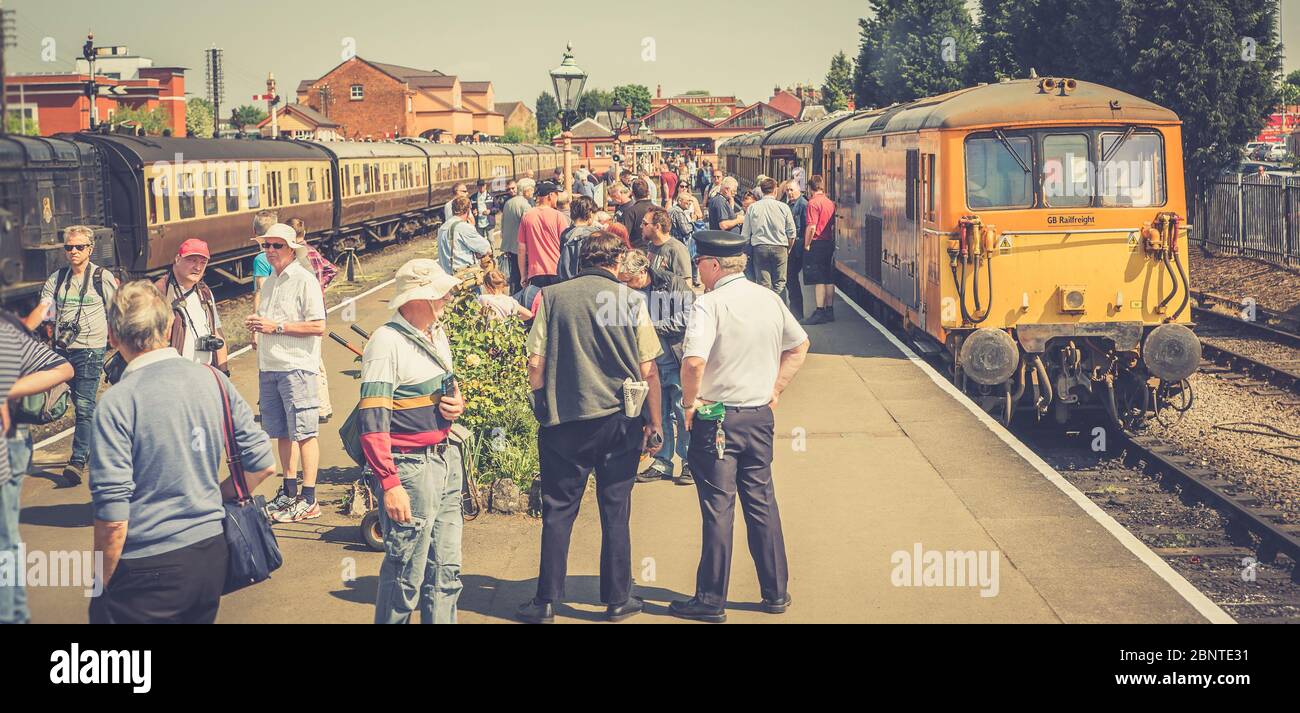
[465,353,483,368]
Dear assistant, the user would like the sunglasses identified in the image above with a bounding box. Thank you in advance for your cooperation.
[64,244,91,252]
[265,242,289,250]
[693,256,716,265]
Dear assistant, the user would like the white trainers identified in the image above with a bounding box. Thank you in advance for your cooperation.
[271,497,321,523]
[265,488,295,518]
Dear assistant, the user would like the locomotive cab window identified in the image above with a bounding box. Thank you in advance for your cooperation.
[1099,132,1165,207]
[965,135,1033,209]
[1042,134,1091,207]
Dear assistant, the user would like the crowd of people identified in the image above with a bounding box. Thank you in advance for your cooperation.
[0,152,834,625]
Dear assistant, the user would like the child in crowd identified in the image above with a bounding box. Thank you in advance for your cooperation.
[479,270,533,322]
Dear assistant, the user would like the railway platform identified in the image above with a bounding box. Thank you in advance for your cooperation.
[15,278,1233,623]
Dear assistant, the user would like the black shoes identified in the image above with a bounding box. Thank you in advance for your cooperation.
[62,463,83,487]
[801,307,835,325]
[606,596,645,622]
[673,464,694,486]
[761,593,792,614]
[515,598,555,624]
[668,597,727,623]
[636,461,671,483]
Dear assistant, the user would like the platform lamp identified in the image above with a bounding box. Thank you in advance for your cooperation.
[549,42,587,195]
[609,98,627,165]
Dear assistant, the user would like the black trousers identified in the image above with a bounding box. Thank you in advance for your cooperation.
[536,412,642,604]
[89,533,228,624]
[786,242,805,319]
[686,405,788,608]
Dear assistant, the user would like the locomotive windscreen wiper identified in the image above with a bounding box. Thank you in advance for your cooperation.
[994,129,1030,174]
[1102,125,1137,163]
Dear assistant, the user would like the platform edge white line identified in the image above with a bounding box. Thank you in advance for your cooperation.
[35,278,397,454]
[835,287,1235,625]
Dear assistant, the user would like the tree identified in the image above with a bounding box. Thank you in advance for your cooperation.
[230,104,268,130]
[612,84,652,118]
[969,0,1021,83]
[822,51,854,111]
[535,91,559,134]
[683,90,710,96]
[1282,69,1300,106]
[109,106,171,135]
[853,0,977,108]
[5,112,39,135]
[576,88,613,119]
[186,98,214,138]
[539,122,561,143]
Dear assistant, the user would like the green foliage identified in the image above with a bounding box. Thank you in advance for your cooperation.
[5,112,38,135]
[441,291,537,487]
[822,51,854,112]
[577,88,614,119]
[612,84,652,118]
[230,104,268,130]
[186,98,214,138]
[535,92,559,134]
[854,0,977,109]
[965,0,1283,183]
[683,89,710,96]
[109,105,172,135]
[539,122,561,143]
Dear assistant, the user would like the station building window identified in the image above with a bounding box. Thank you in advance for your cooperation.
[351,84,364,101]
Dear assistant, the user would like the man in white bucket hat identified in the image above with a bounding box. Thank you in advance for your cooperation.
[359,259,467,624]
[245,223,327,523]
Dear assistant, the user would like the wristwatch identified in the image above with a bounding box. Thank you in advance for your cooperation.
[273,322,285,335]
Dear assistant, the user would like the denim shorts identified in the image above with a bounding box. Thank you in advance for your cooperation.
[259,369,320,440]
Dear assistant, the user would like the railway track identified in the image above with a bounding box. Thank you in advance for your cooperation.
[1192,293,1300,396]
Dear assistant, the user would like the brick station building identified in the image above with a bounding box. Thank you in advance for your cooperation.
[294,57,506,141]
[4,51,186,136]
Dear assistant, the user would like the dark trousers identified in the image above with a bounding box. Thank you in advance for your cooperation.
[536,412,642,605]
[786,242,805,319]
[89,533,228,624]
[686,405,788,608]
[502,252,522,294]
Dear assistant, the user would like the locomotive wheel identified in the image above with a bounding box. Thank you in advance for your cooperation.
[970,382,1014,427]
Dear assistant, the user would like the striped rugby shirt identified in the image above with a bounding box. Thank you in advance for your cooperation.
[1,317,68,485]
[358,314,454,490]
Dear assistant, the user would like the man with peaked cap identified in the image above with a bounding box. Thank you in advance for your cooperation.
[670,230,811,623]
[360,259,467,624]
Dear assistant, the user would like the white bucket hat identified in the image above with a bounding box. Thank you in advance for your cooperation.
[259,223,311,267]
[389,259,460,314]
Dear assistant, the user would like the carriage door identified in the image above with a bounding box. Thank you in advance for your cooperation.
[897,149,921,308]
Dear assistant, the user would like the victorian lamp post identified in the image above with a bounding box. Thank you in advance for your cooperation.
[549,42,587,195]
[609,98,628,166]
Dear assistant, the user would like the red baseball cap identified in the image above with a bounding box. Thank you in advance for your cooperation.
[177,238,210,259]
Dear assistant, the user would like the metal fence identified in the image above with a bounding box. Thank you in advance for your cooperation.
[1190,174,1300,268]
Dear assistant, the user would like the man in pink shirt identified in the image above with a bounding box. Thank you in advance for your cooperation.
[659,162,679,207]
[517,181,572,288]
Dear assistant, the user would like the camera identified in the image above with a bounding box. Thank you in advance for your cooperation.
[196,334,225,352]
[53,321,81,351]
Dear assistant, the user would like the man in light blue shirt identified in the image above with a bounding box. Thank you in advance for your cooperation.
[439,195,492,273]
[474,180,491,237]
[742,177,797,296]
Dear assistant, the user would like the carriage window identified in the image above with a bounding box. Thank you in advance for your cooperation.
[1042,134,1091,207]
[203,171,218,216]
[147,178,158,224]
[225,169,240,212]
[1099,132,1165,207]
[178,172,196,219]
[324,168,332,200]
[855,154,861,205]
[247,169,260,209]
[289,176,301,205]
[307,167,317,202]
[160,176,172,222]
[965,136,1033,209]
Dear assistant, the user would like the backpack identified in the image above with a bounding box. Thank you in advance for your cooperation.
[0,311,71,426]
[52,266,106,306]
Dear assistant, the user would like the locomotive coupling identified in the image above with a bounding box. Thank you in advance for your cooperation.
[959,327,1020,386]
[1142,322,1201,382]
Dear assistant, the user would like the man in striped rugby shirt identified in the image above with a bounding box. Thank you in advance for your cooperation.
[360,259,467,624]
[1,312,74,624]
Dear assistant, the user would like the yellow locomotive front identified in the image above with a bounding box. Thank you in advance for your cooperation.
[936,78,1198,427]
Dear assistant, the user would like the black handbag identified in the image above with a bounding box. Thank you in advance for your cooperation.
[208,366,283,594]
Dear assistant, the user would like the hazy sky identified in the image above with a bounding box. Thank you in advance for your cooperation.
[6,0,1299,113]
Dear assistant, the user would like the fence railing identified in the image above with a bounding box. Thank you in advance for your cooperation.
[1190,174,1300,268]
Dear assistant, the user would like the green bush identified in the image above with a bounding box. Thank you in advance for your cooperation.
[442,290,538,488]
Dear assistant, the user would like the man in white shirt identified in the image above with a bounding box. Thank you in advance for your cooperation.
[670,229,809,623]
[155,239,227,370]
[444,183,469,222]
[244,223,327,523]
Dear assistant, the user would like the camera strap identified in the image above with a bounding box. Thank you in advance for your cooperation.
[56,267,93,331]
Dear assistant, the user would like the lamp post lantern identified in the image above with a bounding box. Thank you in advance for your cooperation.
[549,42,587,195]
[609,99,627,165]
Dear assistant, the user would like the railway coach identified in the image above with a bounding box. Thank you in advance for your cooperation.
[0,133,562,310]
[722,78,1200,428]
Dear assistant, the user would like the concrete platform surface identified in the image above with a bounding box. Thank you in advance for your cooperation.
[15,275,1232,624]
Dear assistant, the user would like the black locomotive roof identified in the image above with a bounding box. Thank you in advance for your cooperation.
[0,135,93,167]
[69,133,330,164]
[763,111,856,147]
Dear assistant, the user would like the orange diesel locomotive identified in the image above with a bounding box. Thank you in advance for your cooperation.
[721,78,1199,427]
